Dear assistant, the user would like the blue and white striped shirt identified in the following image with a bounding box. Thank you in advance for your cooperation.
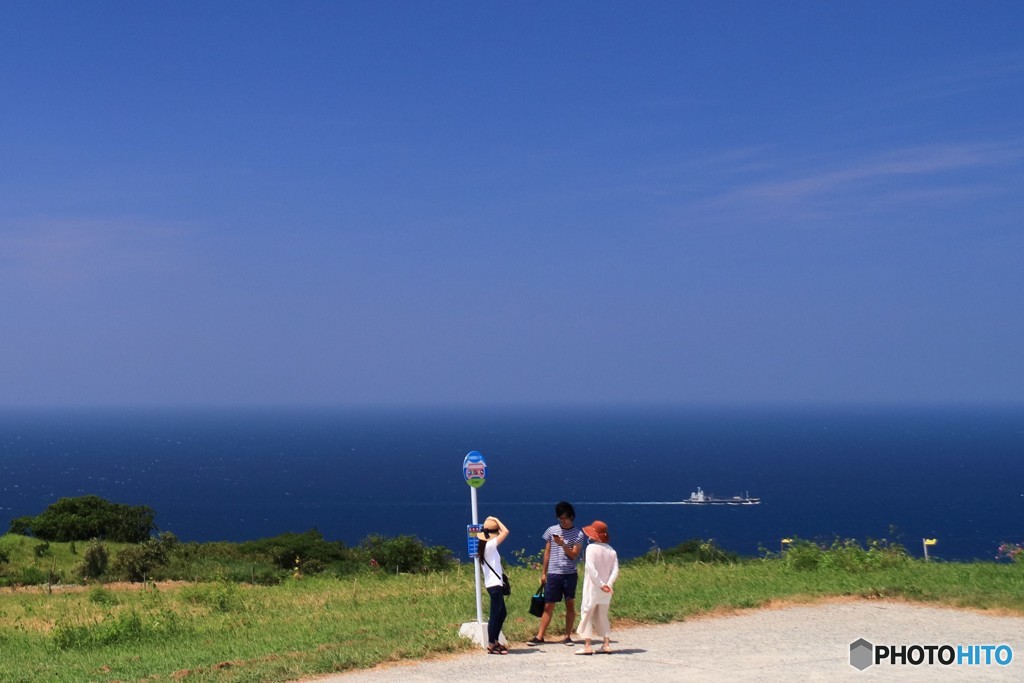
[543,524,583,575]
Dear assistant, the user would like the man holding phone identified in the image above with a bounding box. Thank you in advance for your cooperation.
[527,500,584,646]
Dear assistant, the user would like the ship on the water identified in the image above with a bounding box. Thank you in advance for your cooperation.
[681,486,761,505]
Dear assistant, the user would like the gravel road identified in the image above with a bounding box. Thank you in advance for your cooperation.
[303,599,1024,682]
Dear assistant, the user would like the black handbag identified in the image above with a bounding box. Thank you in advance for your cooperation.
[529,581,546,617]
[481,556,511,596]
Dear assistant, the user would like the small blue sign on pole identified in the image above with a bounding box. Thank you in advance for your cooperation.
[467,524,481,558]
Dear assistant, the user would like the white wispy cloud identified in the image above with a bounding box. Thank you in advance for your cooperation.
[735,140,1024,203]
[687,138,1024,226]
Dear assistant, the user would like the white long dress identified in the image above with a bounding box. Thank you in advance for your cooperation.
[577,541,619,639]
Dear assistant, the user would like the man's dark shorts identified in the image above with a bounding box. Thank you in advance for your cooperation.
[544,572,578,603]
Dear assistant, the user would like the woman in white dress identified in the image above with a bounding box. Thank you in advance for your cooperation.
[575,520,619,655]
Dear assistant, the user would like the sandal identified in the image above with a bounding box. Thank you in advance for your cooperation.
[497,643,510,654]
[487,643,503,655]
[526,636,545,646]
[561,637,574,646]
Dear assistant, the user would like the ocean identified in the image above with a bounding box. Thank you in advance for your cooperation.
[1,406,1022,562]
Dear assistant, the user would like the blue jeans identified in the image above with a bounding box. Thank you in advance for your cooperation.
[486,586,507,644]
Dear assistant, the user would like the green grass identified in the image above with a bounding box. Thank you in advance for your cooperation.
[612,560,1024,621]
[0,535,135,588]
[1,559,1022,682]
[0,570,474,682]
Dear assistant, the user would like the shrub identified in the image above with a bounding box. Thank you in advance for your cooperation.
[633,538,738,565]
[361,534,421,573]
[112,533,177,582]
[17,566,48,586]
[422,544,455,572]
[782,539,823,571]
[359,534,454,573]
[239,529,353,572]
[782,536,909,573]
[79,539,110,580]
[237,530,391,576]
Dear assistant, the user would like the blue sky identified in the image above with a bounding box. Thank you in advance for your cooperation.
[2,2,1022,408]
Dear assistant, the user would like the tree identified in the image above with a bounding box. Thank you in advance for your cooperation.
[12,496,156,543]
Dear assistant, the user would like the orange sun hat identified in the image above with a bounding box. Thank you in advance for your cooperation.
[583,520,609,543]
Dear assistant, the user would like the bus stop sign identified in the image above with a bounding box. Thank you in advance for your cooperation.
[463,451,487,488]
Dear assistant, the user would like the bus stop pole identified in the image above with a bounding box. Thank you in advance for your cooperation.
[471,486,483,628]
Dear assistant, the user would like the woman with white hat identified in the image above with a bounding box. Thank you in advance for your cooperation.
[477,516,510,654]
[575,520,619,655]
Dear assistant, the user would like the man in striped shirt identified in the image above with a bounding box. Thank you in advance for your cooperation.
[527,501,584,646]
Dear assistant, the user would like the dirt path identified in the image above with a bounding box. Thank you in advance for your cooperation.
[302,599,1024,681]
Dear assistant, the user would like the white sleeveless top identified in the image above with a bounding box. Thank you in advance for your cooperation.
[481,541,504,589]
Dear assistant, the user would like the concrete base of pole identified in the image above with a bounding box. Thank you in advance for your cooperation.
[458,621,505,648]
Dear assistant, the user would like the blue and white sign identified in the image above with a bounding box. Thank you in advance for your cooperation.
[463,450,487,488]
[467,524,481,558]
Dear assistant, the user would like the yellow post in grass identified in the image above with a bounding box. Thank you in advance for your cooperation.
[923,538,937,561]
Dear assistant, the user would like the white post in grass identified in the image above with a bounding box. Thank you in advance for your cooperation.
[923,538,936,561]
[459,451,488,648]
